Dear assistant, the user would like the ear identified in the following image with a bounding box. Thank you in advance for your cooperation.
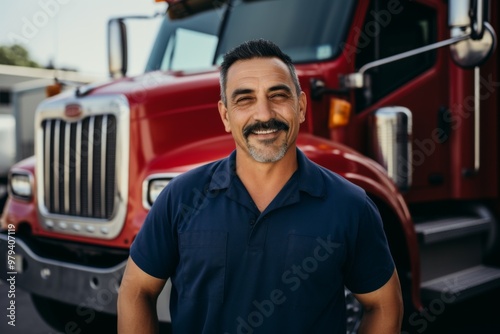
[218,100,231,133]
[298,91,307,123]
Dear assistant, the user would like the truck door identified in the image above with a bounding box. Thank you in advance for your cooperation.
[354,0,449,201]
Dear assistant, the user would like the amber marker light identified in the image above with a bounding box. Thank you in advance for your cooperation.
[46,81,62,97]
[328,98,352,128]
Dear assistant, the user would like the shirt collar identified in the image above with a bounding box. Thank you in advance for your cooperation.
[207,150,237,191]
[296,148,326,198]
[208,148,326,198]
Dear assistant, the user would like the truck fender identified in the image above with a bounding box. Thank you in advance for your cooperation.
[297,133,422,311]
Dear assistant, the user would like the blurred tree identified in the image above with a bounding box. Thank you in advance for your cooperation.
[0,44,40,68]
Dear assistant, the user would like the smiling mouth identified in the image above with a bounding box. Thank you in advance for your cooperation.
[252,129,280,135]
[243,119,289,138]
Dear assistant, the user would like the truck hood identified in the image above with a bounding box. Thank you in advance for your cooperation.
[84,68,222,121]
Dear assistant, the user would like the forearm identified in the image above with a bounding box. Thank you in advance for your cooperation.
[117,291,159,334]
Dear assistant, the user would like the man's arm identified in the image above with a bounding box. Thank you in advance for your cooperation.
[117,256,167,334]
[353,269,404,334]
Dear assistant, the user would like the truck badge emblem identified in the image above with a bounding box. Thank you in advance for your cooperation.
[65,104,83,118]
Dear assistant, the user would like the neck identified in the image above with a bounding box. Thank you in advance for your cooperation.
[235,147,298,212]
[237,147,298,179]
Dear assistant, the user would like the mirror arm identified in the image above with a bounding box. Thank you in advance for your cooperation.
[470,0,485,40]
[358,34,470,76]
[340,33,471,89]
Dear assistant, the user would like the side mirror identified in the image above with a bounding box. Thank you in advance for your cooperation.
[108,19,128,78]
[448,0,497,68]
[339,0,497,92]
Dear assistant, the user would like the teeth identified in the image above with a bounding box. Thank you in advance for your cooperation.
[253,129,278,135]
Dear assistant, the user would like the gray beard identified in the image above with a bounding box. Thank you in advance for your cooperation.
[247,138,288,163]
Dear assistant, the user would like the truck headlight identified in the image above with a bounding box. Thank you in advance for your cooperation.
[143,174,180,209]
[10,173,33,199]
[149,180,171,204]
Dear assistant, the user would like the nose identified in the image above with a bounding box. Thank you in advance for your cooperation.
[252,98,275,122]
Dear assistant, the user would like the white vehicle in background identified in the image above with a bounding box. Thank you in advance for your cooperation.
[0,113,15,209]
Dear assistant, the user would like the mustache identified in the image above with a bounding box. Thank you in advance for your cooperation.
[243,119,290,138]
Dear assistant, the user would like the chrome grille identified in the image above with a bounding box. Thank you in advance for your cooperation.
[42,115,117,219]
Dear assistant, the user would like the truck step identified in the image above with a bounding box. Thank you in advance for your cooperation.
[415,215,491,245]
[421,265,500,303]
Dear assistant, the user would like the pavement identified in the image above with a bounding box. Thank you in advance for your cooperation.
[0,280,61,334]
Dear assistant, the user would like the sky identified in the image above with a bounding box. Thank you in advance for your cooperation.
[0,0,167,78]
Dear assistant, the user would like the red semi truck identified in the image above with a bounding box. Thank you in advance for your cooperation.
[1,0,499,332]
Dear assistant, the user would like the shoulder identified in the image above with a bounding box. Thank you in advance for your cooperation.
[310,163,384,235]
[308,157,367,206]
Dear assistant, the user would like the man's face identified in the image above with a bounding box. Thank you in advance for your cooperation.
[218,57,306,163]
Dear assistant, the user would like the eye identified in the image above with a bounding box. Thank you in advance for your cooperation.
[270,92,290,100]
[235,96,253,104]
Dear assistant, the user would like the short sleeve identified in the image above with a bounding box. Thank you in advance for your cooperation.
[130,185,179,279]
[344,196,395,294]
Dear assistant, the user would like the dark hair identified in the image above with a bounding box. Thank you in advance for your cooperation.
[219,39,301,105]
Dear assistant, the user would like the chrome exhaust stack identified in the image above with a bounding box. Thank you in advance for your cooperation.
[370,107,413,192]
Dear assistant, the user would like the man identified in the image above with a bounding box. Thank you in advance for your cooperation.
[118,39,403,333]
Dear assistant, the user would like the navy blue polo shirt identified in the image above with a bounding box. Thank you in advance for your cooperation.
[130,149,395,333]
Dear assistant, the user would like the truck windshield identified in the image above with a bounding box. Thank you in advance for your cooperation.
[145,0,355,72]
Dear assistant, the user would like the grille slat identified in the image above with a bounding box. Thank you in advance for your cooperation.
[87,116,95,216]
[105,116,117,219]
[64,122,71,214]
[81,119,89,216]
[69,122,77,215]
[100,115,108,219]
[53,120,61,212]
[41,115,117,219]
[92,116,102,218]
[44,120,52,211]
[75,121,82,215]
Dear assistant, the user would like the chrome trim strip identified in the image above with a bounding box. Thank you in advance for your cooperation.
[64,122,71,214]
[87,116,95,215]
[75,120,82,215]
[44,120,51,209]
[100,115,108,218]
[53,120,61,212]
